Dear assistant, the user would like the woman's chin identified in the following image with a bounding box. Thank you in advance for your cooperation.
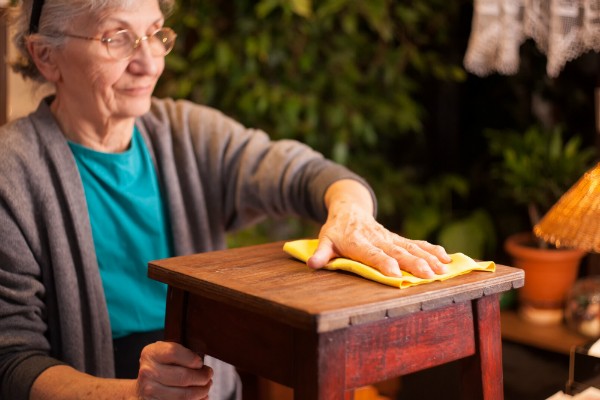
[118,98,153,118]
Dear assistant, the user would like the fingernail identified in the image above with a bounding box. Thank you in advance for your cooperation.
[417,266,432,278]
[423,270,435,279]
[437,262,448,274]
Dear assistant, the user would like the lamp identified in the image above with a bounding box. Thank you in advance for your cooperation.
[534,162,600,252]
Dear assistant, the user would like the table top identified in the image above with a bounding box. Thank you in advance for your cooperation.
[149,241,524,332]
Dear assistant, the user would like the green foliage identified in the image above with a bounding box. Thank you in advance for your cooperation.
[226,217,319,248]
[487,125,596,230]
[402,174,496,259]
[437,210,496,260]
[156,0,468,246]
[159,0,465,155]
[402,173,470,240]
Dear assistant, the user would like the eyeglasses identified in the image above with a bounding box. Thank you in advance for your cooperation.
[63,27,177,60]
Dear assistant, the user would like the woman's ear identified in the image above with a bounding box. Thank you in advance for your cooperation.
[26,38,61,82]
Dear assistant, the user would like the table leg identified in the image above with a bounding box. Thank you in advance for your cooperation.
[460,293,504,400]
[293,329,352,400]
[163,286,188,343]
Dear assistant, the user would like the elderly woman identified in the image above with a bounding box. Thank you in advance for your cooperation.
[0,0,451,399]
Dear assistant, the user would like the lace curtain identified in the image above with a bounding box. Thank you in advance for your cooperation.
[464,0,600,77]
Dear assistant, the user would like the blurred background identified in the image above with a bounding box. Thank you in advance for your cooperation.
[153,0,598,270]
[2,1,599,398]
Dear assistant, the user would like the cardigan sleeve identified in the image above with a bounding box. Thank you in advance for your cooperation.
[0,105,114,399]
[146,98,377,234]
[0,179,66,400]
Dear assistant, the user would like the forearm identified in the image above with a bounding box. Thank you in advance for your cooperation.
[30,365,137,400]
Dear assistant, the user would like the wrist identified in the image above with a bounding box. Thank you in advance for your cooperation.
[325,180,374,216]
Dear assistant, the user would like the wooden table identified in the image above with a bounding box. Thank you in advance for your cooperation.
[148,241,524,400]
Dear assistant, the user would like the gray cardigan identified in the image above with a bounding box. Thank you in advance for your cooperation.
[0,97,373,400]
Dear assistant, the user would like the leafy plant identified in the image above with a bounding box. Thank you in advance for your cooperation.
[487,125,596,246]
[402,173,496,259]
[156,0,467,245]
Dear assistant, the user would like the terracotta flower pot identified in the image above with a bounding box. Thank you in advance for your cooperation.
[504,232,586,324]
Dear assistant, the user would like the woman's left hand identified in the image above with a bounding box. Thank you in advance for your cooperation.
[136,341,212,400]
[307,180,451,279]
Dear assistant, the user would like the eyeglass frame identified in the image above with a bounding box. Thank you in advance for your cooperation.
[60,27,178,60]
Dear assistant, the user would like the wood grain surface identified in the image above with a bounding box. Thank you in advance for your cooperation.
[149,241,524,332]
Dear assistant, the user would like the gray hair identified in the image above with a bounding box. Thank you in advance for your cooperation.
[9,0,176,82]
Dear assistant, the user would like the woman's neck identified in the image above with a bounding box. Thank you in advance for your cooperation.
[50,98,135,153]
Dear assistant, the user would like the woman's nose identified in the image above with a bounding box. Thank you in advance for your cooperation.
[128,40,161,75]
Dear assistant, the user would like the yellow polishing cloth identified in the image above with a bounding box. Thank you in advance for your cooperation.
[283,239,495,289]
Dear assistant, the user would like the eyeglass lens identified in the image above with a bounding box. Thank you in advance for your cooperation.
[105,28,176,59]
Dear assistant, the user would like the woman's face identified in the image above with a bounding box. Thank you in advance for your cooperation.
[52,0,166,122]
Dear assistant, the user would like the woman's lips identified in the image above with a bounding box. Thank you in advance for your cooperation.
[120,85,155,96]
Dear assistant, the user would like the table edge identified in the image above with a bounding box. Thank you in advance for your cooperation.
[150,262,524,332]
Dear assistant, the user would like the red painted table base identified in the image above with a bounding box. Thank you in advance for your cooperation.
[149,242,524,400]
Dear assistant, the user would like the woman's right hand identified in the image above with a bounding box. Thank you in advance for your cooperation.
[136,341,213,400]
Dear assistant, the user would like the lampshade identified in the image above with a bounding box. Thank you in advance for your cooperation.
[534,162,600,253]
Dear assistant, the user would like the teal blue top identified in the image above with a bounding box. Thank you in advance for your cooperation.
[68,127,173,338]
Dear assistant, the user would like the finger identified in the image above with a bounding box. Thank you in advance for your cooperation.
[143,341,204,369]
[307,236,337,269]
[138,377,212,400]
[338,240,404,277]
[393,252,437,278]
[413,239,452,263]
[139,362,213,387]
[345,239,438,278]
[381,243,442,277]
[391,238,451,274]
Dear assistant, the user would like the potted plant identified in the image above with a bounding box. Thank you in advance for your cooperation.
[487,125,596,324]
